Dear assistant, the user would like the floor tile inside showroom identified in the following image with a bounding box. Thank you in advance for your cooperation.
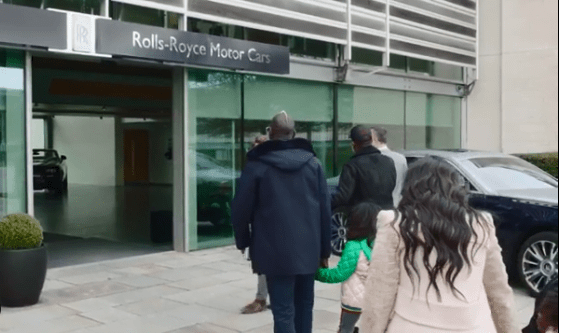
[34,183,237,268]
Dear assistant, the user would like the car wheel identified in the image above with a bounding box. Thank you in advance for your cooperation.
[331,210,348,256]
[517,231,559,296]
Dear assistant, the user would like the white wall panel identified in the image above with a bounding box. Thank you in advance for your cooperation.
[477,0,501,56]
[31,118,45,149]
[502,0,558,54]
[468,0,557,154]
[502,49,558,154]
[53,116,116,185]
[466,55,501,152]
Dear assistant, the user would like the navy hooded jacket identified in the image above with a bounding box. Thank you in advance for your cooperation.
[231,138,332,276]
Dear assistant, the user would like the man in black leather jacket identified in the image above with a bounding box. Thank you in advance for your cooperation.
[332,125,396,211]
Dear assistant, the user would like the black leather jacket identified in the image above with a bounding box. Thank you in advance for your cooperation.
[332,146,396,210]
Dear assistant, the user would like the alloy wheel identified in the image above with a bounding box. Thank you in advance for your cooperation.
[522,240,558,294]
[331,211,348,256]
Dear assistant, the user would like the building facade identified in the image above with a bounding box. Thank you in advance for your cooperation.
[467,0,558,154]
[0,0,555,253]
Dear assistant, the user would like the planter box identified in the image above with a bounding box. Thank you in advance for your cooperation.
[0,244,47,307]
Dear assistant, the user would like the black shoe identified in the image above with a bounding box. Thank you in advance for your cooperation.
[353,327,359,333]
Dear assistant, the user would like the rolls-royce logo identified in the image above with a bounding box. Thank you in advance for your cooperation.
[77,24,88,45]
[72,14,94,53]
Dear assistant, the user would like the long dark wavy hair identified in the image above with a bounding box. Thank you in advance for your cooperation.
[397,156,489,301]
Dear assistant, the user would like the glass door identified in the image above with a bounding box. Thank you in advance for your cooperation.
[0,49,26,216]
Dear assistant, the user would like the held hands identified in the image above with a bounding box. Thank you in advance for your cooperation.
[320,258,329,268]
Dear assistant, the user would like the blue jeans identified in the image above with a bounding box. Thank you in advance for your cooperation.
[266,274,315,333]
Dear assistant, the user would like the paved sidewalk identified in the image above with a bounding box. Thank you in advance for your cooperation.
[1,246,535,333]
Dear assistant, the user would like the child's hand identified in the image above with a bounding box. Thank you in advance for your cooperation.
[320,258,329,268]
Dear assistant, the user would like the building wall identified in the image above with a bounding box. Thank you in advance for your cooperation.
[53,116,116,185]
[31,118,44,149]
[468,0,558,154]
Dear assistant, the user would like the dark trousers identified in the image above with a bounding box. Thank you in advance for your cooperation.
[266,274,315,333]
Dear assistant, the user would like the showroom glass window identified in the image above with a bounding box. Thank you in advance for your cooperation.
[187,69,242,250]
[0,49,26,215]
[243,75,334,176]
[405,93,461,149]
[337,86,405,174]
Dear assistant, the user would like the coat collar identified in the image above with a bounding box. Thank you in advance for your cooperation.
[352,145,381,159]
[247,138,316,161]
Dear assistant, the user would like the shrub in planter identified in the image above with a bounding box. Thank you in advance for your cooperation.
[0,213,43,249]
[0,213,47,307]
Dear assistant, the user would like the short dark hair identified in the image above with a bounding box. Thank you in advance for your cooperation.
[371,126,388,144]
[346,202,381,244]
[349,125,372,144]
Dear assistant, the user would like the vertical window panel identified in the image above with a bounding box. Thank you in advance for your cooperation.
[405,92,461,149]
[188,69,241,250]
[243,75,334,176]
[337,86,405,174]
[0,49,26,215]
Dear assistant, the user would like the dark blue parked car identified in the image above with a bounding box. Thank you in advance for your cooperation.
[328,149,558,295]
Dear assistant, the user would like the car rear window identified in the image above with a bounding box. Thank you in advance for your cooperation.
[468,157,558,190]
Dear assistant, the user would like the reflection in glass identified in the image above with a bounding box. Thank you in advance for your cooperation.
[188,69,242,250]
[405,92,461,150]
[112,2,179,28]
[0,49,26,215]
[243,75,334,176]
[337,86,405,174]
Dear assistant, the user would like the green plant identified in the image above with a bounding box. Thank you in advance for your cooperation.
[0,213,43,250]
[517,152,559,179]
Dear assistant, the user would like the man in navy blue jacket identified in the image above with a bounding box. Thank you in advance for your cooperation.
[231,111,332,333]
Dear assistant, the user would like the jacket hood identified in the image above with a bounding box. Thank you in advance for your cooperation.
[352,145,381,159]
[247,138,316,171]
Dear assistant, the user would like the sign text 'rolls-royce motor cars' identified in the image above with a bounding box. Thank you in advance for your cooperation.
[327,149,558,295]
[33,149,68,195]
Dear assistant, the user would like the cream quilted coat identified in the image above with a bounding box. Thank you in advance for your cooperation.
[316,239,373,310]
[341,251,370,309]
[361,210,521,333]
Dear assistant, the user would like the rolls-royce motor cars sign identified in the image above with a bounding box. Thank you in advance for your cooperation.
[96,20,289,74]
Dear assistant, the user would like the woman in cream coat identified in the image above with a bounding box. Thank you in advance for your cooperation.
[361,156,520,333]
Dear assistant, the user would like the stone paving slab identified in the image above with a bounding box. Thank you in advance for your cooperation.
[0,245,536,333]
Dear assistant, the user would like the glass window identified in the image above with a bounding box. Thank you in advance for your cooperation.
[337,85,405,174]
[243,75,334,176]
[405,92,461,149]
[432,62,463,81]
[8,0,103,14]
[408,57,463,81]
[188,69,242,250]
[187,18,336,61]
[467,157,558,190]
[408,57,431,74]
[350,47,383,67]
[45,0,102,15]
[3,0,41,8]
[390,54,407,71]
[0,49,26,215]
[112,2,178,28]
[285,36,336,60]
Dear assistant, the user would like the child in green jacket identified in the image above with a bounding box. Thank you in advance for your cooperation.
[316,202,380,333]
